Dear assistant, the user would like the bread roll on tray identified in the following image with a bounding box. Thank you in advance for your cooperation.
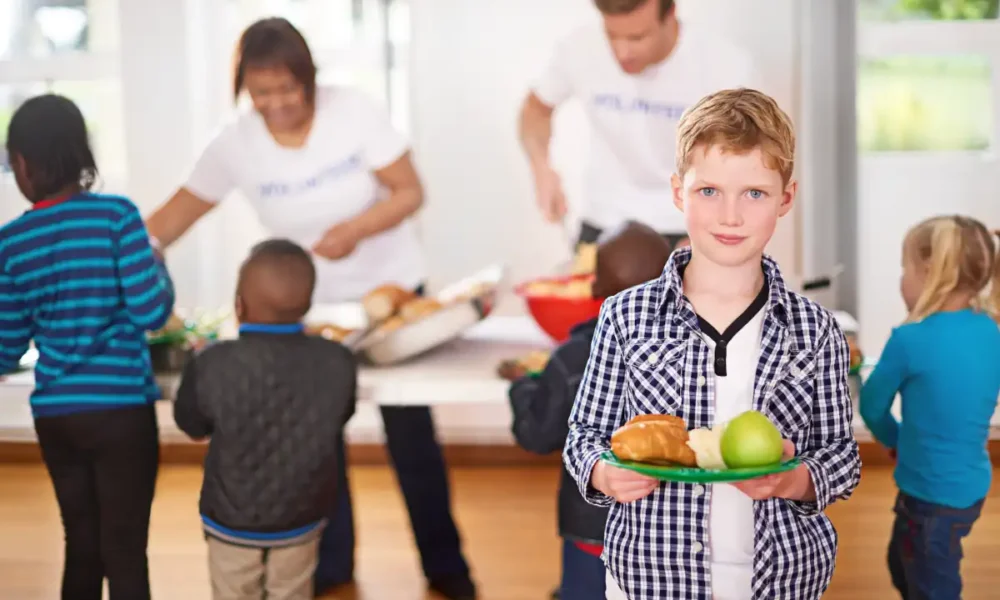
[399,297,444,322]
[611,414,698,467]
[363,284,416,322]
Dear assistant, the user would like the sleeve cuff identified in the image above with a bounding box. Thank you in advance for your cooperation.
[368,140,409,171]
[578,449,614,508]
[786,456,831,516]
[532,83,567,109]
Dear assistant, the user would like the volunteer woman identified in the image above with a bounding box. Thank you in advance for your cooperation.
[145,18,476,600]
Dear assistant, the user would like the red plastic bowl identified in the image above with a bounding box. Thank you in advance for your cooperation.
[516,275,605,343]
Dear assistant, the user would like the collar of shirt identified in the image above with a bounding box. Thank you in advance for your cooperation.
[238,323,305,336]
[658,247,791,330]
[30,192,78,211]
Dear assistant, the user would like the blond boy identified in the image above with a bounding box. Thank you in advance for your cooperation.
[563,89,861,599]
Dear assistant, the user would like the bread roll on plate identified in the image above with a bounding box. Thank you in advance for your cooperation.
[611,414,698,467]
[363,284,416,322]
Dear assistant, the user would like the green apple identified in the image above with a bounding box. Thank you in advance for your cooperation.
[720,410,784,469]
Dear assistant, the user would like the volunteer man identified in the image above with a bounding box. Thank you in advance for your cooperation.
[519,0,755,248]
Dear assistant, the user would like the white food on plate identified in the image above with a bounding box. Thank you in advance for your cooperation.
[686,426,728,471]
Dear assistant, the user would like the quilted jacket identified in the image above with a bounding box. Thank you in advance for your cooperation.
[173,330,356,546]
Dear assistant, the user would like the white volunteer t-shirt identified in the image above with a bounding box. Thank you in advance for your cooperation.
[185,86,425,302]
[533,22,755,233]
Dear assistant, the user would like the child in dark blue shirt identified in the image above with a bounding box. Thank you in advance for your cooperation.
[507,221,672,600]
[861,215,1000,599]
[0,94,174,600]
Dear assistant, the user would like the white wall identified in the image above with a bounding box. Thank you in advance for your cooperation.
[857,156,1000,356]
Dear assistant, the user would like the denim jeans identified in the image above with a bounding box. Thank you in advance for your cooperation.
[887,492,984,600]
[559,538,606,600]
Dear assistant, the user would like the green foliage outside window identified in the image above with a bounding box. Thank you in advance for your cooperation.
[857,0,997,152]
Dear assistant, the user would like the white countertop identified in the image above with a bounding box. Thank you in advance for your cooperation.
[0,314,994,444]
[0,316,554,442]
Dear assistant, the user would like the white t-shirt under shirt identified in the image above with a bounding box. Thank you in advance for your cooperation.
[699,305,765,600]
[185,86,425,302]
[533,22,755,234]
[605,298,765,600]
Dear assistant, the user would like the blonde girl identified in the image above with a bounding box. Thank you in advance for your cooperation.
[860,215,1000,600]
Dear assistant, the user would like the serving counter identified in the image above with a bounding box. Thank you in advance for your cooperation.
[0,316,551,443]
[1,315,997,444]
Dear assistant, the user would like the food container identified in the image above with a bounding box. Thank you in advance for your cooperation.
[515,274,604,343]
[148,342,194,373]
[355,264,505,366]
[145,312,225,374]
[304,303,373,349]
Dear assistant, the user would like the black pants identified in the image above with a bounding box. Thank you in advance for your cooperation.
[315,284,469,589]
[35,405,160,600]
[577,221,688,249]
[316,407,468,587]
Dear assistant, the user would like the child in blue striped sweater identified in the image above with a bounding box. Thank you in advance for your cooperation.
[0,94,175,600]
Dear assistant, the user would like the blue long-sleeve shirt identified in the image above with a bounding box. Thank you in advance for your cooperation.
[860,308,1000,509]
[0,192,175,418]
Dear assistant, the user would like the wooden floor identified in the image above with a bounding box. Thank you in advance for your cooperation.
[2,465,998,600]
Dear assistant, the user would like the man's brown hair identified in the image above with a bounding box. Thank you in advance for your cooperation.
[594,0,674,18]
[675,88,796,183]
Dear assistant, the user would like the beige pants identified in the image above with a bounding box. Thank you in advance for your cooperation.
[207,536,319,600]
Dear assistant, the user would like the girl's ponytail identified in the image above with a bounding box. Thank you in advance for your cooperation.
[986,230,1000,322]
[906,218,964,322]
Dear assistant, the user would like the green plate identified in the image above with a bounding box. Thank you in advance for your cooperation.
[600,452,801,484]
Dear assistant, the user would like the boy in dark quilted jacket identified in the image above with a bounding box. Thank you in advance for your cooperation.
[506,221,673,600]
[173,239,357,600]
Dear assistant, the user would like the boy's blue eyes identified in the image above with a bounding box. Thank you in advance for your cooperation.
[697,188,765,199]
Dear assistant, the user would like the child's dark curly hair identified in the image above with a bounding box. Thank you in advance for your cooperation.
[5,93,98,202]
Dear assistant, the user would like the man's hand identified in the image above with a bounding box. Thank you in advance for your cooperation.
[592,459,658,503]
[313,221,364,260]
[533,165,567,223]
[732,439,815,502]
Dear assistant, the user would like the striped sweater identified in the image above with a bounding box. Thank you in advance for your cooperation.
[0,192,175,418]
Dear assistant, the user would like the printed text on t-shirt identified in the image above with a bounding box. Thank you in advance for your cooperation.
[258,153,363,199]
[592,94,687,119]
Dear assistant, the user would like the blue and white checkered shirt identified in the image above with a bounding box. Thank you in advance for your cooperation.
[563,248,861,599]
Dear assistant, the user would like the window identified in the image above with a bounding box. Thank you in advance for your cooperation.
[857,56,992,151]
[856,0,1000,152]
[859,0,999,21]
[0,0,124,178]
[0,0,119,59]
[0,79,126,173]
[226,0,410,131]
